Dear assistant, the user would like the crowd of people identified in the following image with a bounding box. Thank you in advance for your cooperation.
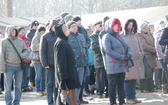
[0,12,168,105]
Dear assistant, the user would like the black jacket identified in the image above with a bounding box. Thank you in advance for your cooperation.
[54,24,80,90]
[159,28,168,63]
[26,29,36,40]
[40,31,57,68]
[90,30,104,69]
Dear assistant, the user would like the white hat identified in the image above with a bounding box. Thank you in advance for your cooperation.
[139,21,149,31]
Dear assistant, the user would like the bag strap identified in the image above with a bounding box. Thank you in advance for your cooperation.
[7,39,22,60]
[114,35,127,53]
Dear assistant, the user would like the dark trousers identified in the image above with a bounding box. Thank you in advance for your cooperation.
[107,73,125,105]
[96,67,105,95]
[29,66,35,86]
[160,59,168,83]
[89,65,95,85]
[140,77,154,92]
[0,73,4,90]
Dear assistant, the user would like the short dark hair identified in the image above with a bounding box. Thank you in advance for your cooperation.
[124,19,138,35]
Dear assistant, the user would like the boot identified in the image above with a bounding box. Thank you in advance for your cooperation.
[69,89,78,105]
[29,82,35,89]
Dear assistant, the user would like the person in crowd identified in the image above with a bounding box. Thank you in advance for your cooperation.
[124,19,144,104]
[54,23,80,105]
[90,20,105,98]
[64,15,73,23]
[102,18,132,105]
[60,12,69,23]
[73,16,90,103]
[66,21,87,104]
[154,19,167,89]
[0,30,4,94]
[138,21,156,93]
[18,27,32,92]
[40,20,59,105]
[31,26,46,96]
[99,16,110,98]
[26,20,39,89]
[0,25,28,105]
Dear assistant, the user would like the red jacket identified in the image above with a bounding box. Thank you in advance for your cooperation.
[18,34,31,63]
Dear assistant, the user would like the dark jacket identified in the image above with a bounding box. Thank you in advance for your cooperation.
[90,30,104,69]
[78,26,90,48]
[54,24,80,90]
[159,27,168,63]
[68,32,87,67]
[26,29,36,40]
[40,31,57,68]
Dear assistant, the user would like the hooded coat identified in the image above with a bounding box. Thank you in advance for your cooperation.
[0,25,28,73]
[102,19,132,75]
[54,24,80,90]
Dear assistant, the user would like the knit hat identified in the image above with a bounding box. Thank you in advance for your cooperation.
[94,20,102,26]
[64,15,73,23]
[103,16,110,23]
[139,21,149,31]
[66,21,76,29]
[60,12,69,19]
[73,16,81,22]
[17,27,25,33]
[49,19,60,30]
[30,20,39,28]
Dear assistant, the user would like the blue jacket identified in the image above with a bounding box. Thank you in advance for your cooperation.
[68,32,87,67]
[102,19,132,74]
[88,48,94,66]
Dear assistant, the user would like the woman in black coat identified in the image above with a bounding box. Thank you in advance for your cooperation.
[54,23,80,105]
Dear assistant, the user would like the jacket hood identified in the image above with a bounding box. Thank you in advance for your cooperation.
[104,18,121,35]
[55,23,68,41]
[5,25,18,39]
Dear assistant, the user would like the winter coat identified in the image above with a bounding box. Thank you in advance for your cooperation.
[124,32,145,80]
[102,19,132,75]
[26,29,36,40]
[68,32,87,67]
[31,31,42,63]
[154,30,164,60]
[0,25,28,73]
[18,34,31,63]
[138,31,156,68]
[159,27,168,63]
[40,31,57,68]
[99,29,107,68]
[78,26,90,48]
[54,24,80,90]
[90,30,104,69]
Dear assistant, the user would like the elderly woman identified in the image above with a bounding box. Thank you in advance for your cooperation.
[124,19,145,104]
[102,18,132,105]
[138,21,156,93]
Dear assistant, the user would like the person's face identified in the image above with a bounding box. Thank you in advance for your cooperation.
[11,29,16,37]
[33,25,39,30]
[127,22,133,31]
[69,24,78,33]
[142,26,149,33]
[112,24,119,33]
[95,24,103,31]
[76,20,82,27]
[19,29,25,35]
[40,31,45,35]
[51,25,55,32]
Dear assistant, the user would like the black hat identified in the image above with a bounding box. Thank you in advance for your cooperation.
[49,19,60,30]
[60,12,69,19]
[66,21,76,29]
[31,20,39,28]
[73,16,81,22]
[103,16,109,23]
[17,27,25,33]
[94,20,102,26]
[38,26,46,32]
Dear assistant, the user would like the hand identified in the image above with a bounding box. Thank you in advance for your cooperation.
[123,56,129,61]
[45,66,49,69]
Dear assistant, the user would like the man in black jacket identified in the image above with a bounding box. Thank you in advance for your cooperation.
[90,20,105,98]
[26,20,39,89]
[40,19,59,105]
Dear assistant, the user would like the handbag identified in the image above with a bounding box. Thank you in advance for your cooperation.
[143,56,152,78]
[27,48,40,60]
[7,39,27,70]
